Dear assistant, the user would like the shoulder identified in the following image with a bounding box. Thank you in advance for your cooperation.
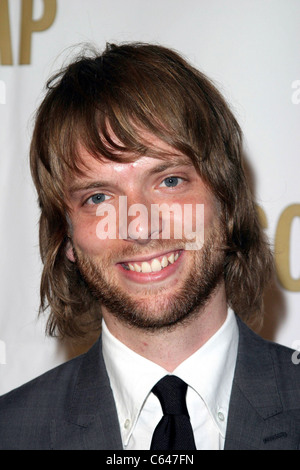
[0,351,83,405]
[0,348,87,449]
[267,337,300,404]
[237,317,300,405]
[238,316,299,365]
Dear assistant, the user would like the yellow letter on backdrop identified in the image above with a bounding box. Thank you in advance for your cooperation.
[19,0,57,64]
[0,0,13,65]
[275,204,300,292]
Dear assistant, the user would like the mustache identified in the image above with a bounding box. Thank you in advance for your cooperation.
[72,238,187,266]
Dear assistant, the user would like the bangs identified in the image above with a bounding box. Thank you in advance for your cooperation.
[31,42,244,225]
[40,43,232,184]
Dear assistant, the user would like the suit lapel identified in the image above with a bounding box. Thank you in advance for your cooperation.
[225,318,298,450]
[51,338,123,450]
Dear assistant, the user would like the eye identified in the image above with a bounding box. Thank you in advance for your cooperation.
[85,193,111,205]
[160,176,183,188]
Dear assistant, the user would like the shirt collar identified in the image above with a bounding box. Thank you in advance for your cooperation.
[102,321,168,445]
[102,309,239,445]
[173,309,239,437]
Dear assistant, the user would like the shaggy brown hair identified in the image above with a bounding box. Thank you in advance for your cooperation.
[30,42,273,339]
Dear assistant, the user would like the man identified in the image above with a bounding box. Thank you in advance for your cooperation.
[0,42,300,450]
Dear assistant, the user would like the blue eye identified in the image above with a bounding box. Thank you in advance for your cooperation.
[161,177,182,188]
[86,193,109,205]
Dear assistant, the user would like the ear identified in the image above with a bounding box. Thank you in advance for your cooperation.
[66,239,76,263]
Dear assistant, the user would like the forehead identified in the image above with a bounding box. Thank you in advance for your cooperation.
[69,155,195,192]
[73,134,195,178]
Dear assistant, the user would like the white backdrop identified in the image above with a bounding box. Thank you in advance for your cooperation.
[0,0,299,395]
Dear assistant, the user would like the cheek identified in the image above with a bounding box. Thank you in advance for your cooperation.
[71,217,105,255]
[71,213,125,261]
[195,186,220,227]
[203,200,217,229]
[183,193,217,233]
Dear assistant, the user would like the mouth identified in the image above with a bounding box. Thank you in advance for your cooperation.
[120,249,182,273]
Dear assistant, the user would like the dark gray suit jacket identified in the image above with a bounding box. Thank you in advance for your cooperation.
[0,318,300,450]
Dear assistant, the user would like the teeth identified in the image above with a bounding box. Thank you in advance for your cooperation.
[151,259,162,272]
[168,253,175,264]
[134,263,142,273]
[141,261,152,273]
[123,251,180,273]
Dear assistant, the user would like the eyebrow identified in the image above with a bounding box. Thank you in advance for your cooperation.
[147,158,194,175]
[68,158,194,194]
[69,180,115,194]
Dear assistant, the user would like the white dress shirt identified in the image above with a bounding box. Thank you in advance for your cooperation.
[102,309,239,450]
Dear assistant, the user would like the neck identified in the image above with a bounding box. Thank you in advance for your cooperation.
[102,281,228,372]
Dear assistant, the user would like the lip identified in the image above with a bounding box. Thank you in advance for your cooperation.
[116,249,184,284]
[117,249,182,265]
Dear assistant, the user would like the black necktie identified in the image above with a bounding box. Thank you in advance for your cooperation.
[150,375,197,450]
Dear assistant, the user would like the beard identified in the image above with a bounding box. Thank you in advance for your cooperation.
[73,224,225,332]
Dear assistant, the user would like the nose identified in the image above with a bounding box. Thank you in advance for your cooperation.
[119,195,161,245]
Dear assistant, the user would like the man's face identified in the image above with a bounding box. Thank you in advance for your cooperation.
[66,136,225,331]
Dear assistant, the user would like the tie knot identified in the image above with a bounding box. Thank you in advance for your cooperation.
[152,376,189,416]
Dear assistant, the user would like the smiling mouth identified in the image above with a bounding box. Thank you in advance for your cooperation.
[120,250,182,273]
